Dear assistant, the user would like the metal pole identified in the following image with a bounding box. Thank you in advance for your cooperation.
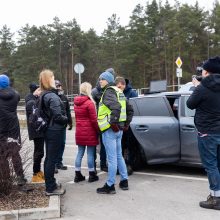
[178,77,181,90]
[78,73,81,94]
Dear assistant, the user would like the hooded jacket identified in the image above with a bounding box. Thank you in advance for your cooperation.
[124,79,138,99]
[74,95,99,146]
[187,74,220,134]
[0,87,21,142]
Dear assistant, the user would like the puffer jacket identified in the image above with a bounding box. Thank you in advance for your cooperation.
[42,89,68,130]
[0,87,21,143]
[25,93,44,140]
[74,95,99,146]
[187,74,220,134]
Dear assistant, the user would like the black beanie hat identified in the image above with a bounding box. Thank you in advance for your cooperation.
[202,56,220,74]
[29,83,39,93]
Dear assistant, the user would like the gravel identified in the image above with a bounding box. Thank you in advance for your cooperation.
[0,184,49,211]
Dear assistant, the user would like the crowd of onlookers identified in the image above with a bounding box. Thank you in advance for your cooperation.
[1,56,220,210]
[0,67,137,196]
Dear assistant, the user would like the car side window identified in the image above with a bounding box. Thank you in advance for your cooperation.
[181,96,195,117]
[136,97,171,116]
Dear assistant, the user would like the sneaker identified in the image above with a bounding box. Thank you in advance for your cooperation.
[32,174,45,183]
[17,176,27,186]
[37,171,45,179]
[199,195,220,210]
[57,164,68,170]
[97,183,116,194]
[45,188,66,196]
[119,179,129,190]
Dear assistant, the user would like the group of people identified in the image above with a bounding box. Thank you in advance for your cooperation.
[1,56,219,209]
[0,67,137,196]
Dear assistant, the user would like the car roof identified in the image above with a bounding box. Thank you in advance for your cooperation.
[132,91,192,99]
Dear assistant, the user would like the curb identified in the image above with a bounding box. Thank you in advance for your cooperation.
[0,195,60,220]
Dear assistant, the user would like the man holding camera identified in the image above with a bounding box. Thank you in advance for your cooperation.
[187,56,220,210]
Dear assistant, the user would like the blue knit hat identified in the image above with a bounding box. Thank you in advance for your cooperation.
[99,71,114,83]
[0,74,10,89]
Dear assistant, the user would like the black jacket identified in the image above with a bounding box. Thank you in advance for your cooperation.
[101,83,134,127]
[25,93,44,140]
[187,74,220,134]
[42,89,68,130]
[0,87,21,142]
[124,80,138,99]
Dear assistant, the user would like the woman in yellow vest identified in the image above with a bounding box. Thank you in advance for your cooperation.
[96,71,134,194]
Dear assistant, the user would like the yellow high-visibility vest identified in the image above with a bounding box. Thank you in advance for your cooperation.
[98,86,126,132]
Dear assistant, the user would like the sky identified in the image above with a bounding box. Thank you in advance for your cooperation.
[0,0,217,36]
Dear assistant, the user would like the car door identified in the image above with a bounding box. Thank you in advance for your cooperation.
[130,96,180,165]
[178,95,201,165]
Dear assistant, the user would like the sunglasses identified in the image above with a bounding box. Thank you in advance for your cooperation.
[99,78,105,81]
[56,85,61,88]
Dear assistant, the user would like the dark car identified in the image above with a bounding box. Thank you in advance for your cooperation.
[129,91,200,169]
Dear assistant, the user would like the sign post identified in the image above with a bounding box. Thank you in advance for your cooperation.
[175,57,183,89]
[74,63,85,94]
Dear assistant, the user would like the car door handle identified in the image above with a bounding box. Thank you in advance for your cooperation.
[181,125,195,131]
[135,125,149,132]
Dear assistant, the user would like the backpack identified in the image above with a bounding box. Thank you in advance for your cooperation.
[28,91,51,133]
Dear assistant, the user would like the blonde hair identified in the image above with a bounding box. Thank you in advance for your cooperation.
[80,82,95,104]
[39,69,55,91]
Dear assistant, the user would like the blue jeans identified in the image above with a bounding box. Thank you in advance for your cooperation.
[75,146,96,171]
[56,129,66,167]
[44,129,63,192]
[198,134,220,197]
[102,129,128,186]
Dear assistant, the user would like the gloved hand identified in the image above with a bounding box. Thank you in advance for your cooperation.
[68,124,73,130]
[123,125,129,132]
[111,123,120,132]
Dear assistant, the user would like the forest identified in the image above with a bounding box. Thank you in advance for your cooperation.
[0,0,220,96]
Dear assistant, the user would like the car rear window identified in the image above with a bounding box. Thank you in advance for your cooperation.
[135,97,171,116]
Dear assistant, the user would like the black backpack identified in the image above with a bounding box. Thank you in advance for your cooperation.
[29,91,51,133]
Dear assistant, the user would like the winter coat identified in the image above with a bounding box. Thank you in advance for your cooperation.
[101,83,134,126]
[42,89,68,130]
[124,80,138,99]
[25,93,44,140]
[187,74,220,134]
[74,95,99,146]
[0,87,21,145]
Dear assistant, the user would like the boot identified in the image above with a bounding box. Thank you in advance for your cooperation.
[119,179,129,190]
[88,171,99,183]
[97,183,116,194]
[199,194,220,210]
[37,171,45,179]
[32,173,45,183]
[74,171,85,183]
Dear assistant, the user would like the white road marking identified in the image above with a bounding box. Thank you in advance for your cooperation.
[64,164,207,182]
[134,171,207,182]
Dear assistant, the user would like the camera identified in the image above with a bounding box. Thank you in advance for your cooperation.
[192,66,203,81]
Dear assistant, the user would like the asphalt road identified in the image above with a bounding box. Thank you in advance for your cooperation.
[21,128,220,220]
